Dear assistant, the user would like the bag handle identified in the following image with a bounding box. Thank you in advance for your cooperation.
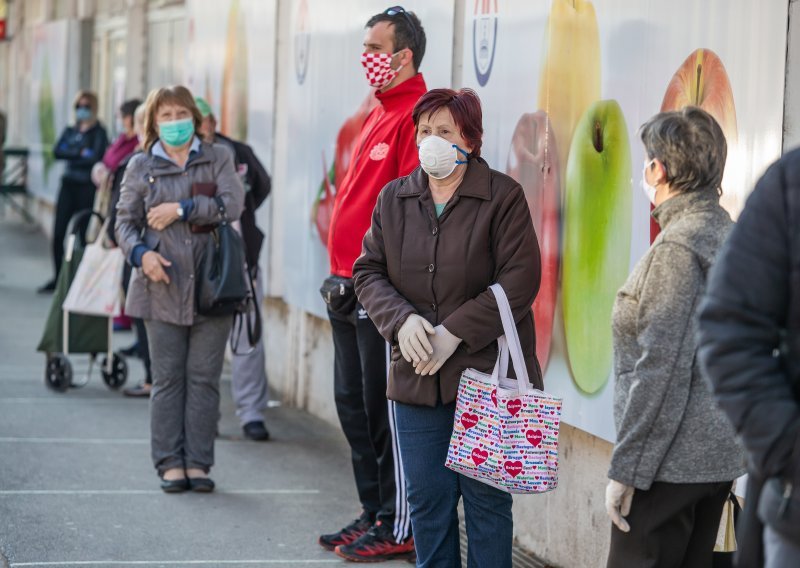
[230,264,263,355]
[489,283,532,395]
[490,336,510,382]
[214,195,229,224]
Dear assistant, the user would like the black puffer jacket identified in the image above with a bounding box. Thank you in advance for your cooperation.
[697,147,800,564]
[53,123,109,185]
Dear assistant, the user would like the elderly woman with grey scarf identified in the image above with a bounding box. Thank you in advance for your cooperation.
[604,107,745,568]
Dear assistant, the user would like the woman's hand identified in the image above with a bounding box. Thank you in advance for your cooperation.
[141,251,172,284]
[415,325,462,375]
[397,314,435,364]
[147,202,181,231]
[605,480,634,533]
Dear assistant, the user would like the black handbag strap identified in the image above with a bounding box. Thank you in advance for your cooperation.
[230,261,262,355]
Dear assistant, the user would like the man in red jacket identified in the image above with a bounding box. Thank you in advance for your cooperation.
[319,6,427,563]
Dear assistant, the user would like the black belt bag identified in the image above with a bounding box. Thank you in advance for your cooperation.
[320,275,356,316]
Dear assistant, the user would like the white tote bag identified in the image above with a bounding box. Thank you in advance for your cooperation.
[445,283,562,493]
[62,221,125,317]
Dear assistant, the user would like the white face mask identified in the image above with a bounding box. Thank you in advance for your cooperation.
[641,159,658,205]
[418,135,469,179]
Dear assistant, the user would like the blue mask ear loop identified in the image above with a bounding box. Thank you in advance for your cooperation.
[454,145,470,165]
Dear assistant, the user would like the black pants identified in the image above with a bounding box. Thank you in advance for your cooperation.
[52,178,95,278]
[607,481,733,568]
[328,301,409,541]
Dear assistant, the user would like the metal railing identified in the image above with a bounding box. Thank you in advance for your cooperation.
[0,147,33,222]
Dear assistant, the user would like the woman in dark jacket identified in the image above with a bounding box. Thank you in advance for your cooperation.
[353,88,541,568]
[39,90,108,293]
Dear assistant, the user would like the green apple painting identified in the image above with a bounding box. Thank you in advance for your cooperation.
[221,0,248,141]
[506,111,560,371]
[39,56,56,183]
[562,100,632,394]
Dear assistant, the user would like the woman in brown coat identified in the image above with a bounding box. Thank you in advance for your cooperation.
[353,88,541,567]
[115,86,244,493]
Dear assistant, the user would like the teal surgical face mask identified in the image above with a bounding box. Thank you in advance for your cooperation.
[75,107,93,122]
[158,118,195,147]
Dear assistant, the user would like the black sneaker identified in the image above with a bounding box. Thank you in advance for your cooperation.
[37,279,56,294]
[120,343,140,357]
[335,520,415,562]
[319,511,373,551]
[242,421,270,441]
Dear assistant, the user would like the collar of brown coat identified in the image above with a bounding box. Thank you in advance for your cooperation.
[396,157,492,201]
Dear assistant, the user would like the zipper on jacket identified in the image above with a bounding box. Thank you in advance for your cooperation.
[778,481,794,518]
[427,204,440,325]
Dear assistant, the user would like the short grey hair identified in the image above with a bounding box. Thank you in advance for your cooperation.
[639,107,727,194]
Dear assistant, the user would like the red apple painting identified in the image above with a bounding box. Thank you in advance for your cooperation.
[506,111,560,371]
[654,48,738,239]
[312,91,379,247]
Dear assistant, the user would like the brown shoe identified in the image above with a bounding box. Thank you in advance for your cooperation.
[123,383,152,397]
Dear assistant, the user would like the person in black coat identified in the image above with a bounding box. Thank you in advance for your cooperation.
[195,97,272,441]
[39,90,109,293]
[697,148,800,568]
[106,102,152,398]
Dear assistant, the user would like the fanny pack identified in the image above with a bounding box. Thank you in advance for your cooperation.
[319,275,356,316]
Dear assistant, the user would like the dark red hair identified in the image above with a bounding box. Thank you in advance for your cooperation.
[412,88,483,158]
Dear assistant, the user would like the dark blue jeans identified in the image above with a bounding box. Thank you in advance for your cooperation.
[394,401,513,568]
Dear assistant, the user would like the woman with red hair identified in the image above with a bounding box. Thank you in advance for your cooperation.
[353,88,542,567]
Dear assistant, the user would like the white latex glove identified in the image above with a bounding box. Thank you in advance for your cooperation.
[397,314,434,364]
[605,480,635,533]
[415,325,462,376]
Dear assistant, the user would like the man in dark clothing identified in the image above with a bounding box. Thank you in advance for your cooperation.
[39,90,109,293]
[697,149,800,567]
[319,6,426,563]
[195,97,272,442]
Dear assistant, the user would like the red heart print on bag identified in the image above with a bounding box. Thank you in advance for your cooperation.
[461,413,479,430]
[504,460,523,478]
[526,429,543,447]
[507,399,522,417]
[491,389,497,408]
[471,448,489,466]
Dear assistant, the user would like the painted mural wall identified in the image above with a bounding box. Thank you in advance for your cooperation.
[278,0,454,318]
[27,20,83,200]
[186,0,787,442]
[461,0,787,440]
[185,0,277,276]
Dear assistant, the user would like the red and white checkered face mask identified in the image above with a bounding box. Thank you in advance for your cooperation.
[361,51,403,89]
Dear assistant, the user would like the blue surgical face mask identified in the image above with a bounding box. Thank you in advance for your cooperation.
[75,107,93,122]
[158,118,195,147]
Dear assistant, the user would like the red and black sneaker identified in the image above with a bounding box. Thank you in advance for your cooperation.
[319,511,373,551]
[334,520,415,563]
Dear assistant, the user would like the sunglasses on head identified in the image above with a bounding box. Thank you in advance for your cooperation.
[384,5,418,47]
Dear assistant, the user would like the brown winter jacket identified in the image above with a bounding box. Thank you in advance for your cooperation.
[115,140,244,326]
[353,157,543,407]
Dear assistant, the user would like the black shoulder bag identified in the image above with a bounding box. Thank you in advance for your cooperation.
[196,196,249,317]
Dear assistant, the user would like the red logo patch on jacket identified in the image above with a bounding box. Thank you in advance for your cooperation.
[369,142,390,161]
